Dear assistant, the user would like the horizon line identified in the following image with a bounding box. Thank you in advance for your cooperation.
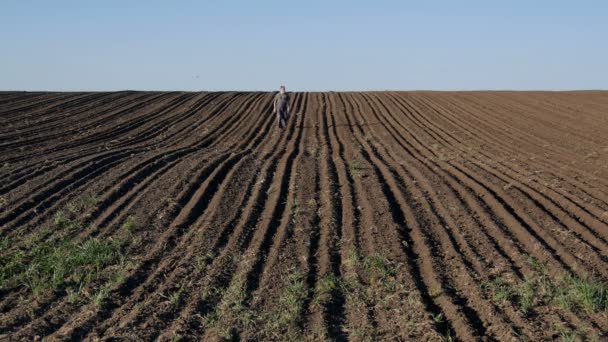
[1,88,607,93]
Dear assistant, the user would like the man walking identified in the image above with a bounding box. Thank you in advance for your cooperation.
[273,85,290,129]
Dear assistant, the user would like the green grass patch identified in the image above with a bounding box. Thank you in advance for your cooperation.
[362,252,395,283]
[194,252,215,273]
[290,199,300,223]
[313,273,341,306]
[482,271,607,315]
[1,198,132,302]
[203,263,254,340]
[122,215,138,233]
[161,285,186,307]
[53,210,82,232]
[0,236,10,252]
[261,267,308,339]
[66,195,99,216]
[554,272,608,312]
[1,237,125,297]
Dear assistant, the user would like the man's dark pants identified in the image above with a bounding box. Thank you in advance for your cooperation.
[277,109,288,129]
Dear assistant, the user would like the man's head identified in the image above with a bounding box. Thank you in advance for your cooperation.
[279,85,286,94]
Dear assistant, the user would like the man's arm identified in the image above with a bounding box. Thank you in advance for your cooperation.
[272,95,277,113]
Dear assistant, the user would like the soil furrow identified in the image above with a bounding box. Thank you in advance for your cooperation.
[3,91,607,341]
[61,93,292,339]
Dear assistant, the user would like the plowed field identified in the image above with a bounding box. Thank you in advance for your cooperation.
[1,91,607,341]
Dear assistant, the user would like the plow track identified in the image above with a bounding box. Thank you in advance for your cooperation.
[0,91,607,341]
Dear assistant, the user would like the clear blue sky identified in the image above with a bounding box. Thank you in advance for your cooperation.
[1,1,607,91]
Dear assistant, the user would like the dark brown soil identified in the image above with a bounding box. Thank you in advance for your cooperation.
[0,91,607,341]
